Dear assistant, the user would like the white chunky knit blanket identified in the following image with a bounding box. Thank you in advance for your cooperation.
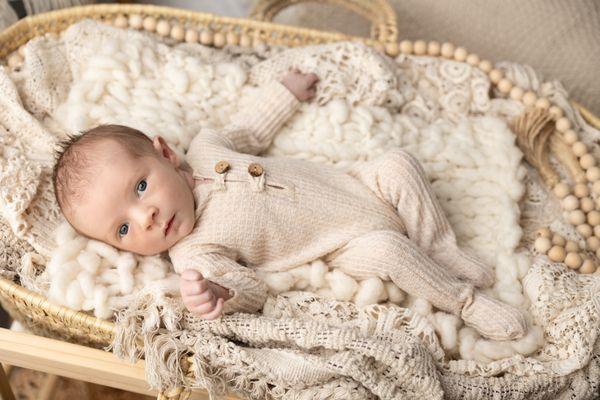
[0,20,599,399]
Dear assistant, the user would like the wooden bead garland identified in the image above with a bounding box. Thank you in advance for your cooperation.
[4,15,597,274]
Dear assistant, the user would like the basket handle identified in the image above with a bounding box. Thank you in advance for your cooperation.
[249,0,398,44]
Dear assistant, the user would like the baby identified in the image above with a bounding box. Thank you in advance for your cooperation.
[52,69,527,341]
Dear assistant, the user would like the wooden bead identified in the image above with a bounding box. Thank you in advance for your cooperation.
[586,167,600,182]
[569,210,586,225]
[534,237,552,253]
[478,60,493,73]
[553,182,571,198]
[143,16,157,32]
[580,197,595,212]
[580,259,597,274]
[593,181,600,195]
[565,240,579,253]
[535,97,550,109]
[548,245,566,262]
[588,210,600,226]
[552,234,566,246]
[7,53,23,69]
[385,42,400,57]
[413,40,427,55]
[466,53,480,66]
[580,153,596,169]
[128,14,143,29]
[156,20,170,36]
[497,78,513,94]
[575,173,587,184]
[536,227,552,238]
[509,87,524,101]
[114,15,128,29]
[373,42,385,53]
[522,91,537,106]
[427,41,441,56]
[573,183,589,198]
[563,129,579,145]
[587,236,600,251]
[489,69,503,84]
[239,34,252,47]
[18,45,25,57]
[572,141,588,157]
[576,223,593,238]
[562,195,579,211]
[170,25,185,41]
[594,225,600,237]
[440,42,455,58]
[200,29,214,45]
[213,32,226,47]
[453,47,468,61]
[564,252,583,269]
[555,117,571,133]
[226,31,239,46]
[549,105,563,120]
[185,29,199,43]
[399,40,413,54]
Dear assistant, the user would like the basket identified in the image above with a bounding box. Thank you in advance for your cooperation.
[0,1,599,399]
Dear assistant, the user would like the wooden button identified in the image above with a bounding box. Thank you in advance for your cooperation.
[214,160,230,174]
[248,163,264,177]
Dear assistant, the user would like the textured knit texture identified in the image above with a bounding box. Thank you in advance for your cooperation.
[169,79,526,340]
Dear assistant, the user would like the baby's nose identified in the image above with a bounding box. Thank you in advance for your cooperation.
[141,206,158,230]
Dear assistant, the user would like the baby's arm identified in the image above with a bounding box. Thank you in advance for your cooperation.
[195,70,318,156]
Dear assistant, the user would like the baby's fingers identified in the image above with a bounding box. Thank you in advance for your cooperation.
[201,298,224,320]
[180,277,210,296]
[183,290,215,309]
[304,73,319,86]
[181,269,203,281]
[188,296,217,316]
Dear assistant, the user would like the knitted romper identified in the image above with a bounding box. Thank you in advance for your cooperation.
[169,81,526,340]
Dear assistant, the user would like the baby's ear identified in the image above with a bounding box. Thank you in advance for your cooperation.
[152,135,181,167]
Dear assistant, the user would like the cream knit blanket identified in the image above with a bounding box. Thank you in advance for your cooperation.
[0,20,599,399]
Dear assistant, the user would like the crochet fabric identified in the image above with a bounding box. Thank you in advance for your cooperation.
[0,20,599,399]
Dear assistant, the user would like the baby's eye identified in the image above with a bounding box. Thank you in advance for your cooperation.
[118,223,129,238]
[137,179,147,194]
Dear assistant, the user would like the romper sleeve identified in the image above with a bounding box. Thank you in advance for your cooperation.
[169,243,269,315]
[190,80,301,156]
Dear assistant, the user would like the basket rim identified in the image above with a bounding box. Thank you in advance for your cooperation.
[0,1,599,350]
[0,3,386,59]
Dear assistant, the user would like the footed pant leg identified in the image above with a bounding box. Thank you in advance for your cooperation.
[324,231,526,341]
[346,148,495,288]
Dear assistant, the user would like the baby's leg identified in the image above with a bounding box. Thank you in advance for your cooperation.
[324,231,526,341]
[346,148,494,288]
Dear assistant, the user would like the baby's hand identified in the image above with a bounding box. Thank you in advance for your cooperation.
[180,269,224,320]
[280,68,319,102]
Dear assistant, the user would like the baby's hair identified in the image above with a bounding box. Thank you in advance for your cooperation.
[52,124,155,213]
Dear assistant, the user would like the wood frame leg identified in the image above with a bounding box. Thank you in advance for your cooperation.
[38,374,59,400]
[0,363,15,400]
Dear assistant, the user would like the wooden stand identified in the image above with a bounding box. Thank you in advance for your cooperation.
[0,328,236,399]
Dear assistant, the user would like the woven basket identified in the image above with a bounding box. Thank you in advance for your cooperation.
[0,1,599,399]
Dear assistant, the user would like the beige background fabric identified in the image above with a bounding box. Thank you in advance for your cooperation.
[272,0,600,116]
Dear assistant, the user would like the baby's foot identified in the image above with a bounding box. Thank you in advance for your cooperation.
[461,291,527,341]
[430,238,495,288]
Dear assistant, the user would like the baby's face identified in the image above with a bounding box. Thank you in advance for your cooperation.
[67,136,197,256]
